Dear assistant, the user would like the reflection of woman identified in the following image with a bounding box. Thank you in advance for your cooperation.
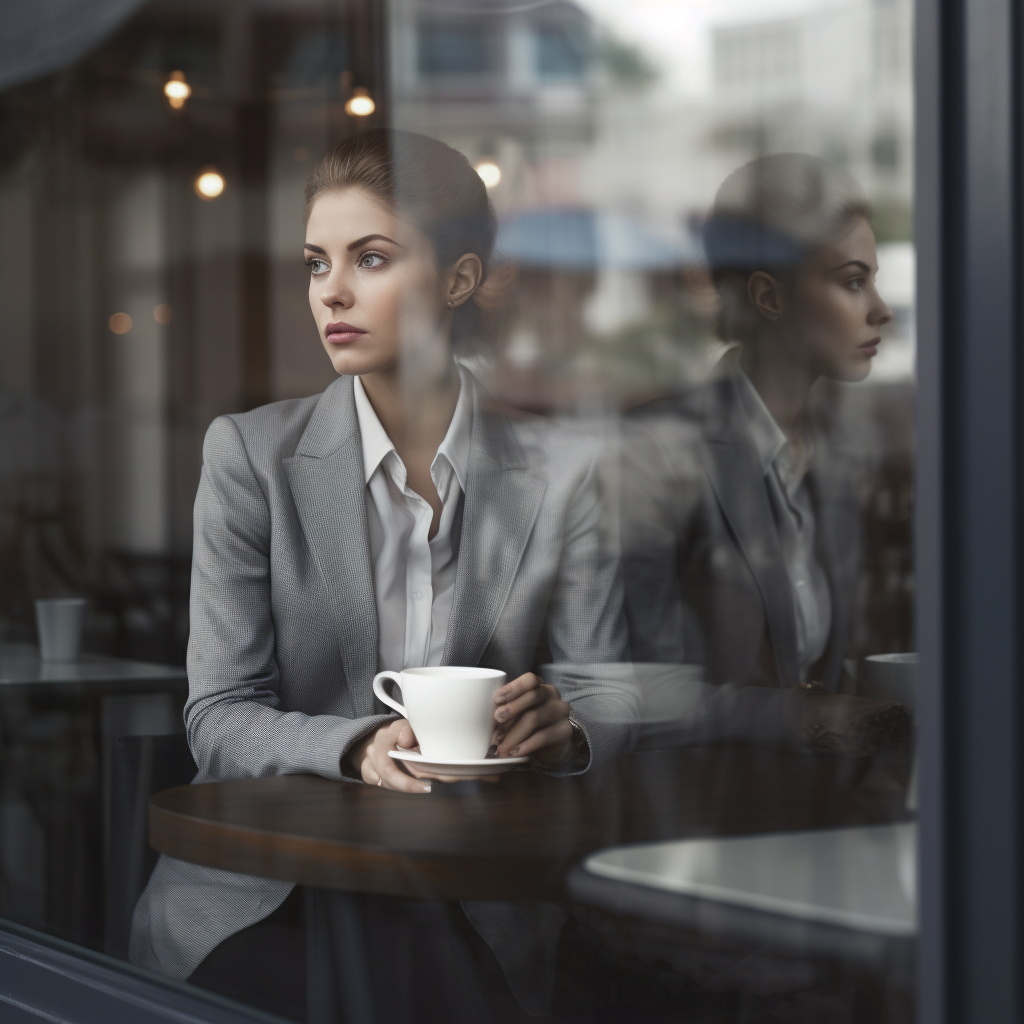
[625,154,893,698]
[131,131,635,1018]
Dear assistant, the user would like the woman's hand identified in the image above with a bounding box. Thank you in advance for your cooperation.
[349,719,433,793]
[493,672,575,768]
[798,693,911,756]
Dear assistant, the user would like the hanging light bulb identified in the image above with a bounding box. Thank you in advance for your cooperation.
[194,167,226,200]
[344,88,375,117]
[474,160,501,189]
[164,71,191,110]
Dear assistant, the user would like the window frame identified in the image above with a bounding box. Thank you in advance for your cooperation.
[916,0,1024,1020]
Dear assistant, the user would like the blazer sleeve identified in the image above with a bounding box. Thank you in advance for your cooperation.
[184,415,391,782]
[542,445,640,774]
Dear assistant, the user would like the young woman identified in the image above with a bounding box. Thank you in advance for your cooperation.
[623,154,906,748]
[130,130,636,1018]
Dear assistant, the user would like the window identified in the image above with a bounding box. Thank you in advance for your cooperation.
[535,25,589,80]
[417,22,495,78]
[3,1,1024,1022]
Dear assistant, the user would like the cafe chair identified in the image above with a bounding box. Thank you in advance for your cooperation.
[105,733,197,960]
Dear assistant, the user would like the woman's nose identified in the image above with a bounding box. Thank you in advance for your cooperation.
[870,288,895,328]
[319,272,353,309]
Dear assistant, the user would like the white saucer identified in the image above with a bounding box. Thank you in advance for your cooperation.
[388,749,529,776]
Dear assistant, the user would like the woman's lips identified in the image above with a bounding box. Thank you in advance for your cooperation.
[859,337,881,356]
[325,321,366,345]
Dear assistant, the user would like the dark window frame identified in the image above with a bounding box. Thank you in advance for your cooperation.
[916,0,1024,1020]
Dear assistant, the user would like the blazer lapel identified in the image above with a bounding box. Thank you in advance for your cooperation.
[700,377,801,688]
[283,377,379,715]
[443,402,547,668]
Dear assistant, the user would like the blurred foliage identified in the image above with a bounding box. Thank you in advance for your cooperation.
[593,33,660,89]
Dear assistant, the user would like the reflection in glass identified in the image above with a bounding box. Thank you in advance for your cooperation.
[0,0,915,1020]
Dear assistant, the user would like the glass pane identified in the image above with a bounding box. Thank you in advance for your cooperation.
[0,0,915,1020]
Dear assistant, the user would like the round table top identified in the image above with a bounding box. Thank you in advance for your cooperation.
[150,745,912,901]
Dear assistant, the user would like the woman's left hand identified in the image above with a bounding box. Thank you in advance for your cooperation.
[493,672,575,768]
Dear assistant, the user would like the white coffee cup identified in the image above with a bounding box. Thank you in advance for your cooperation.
[372,666,506,761]
[859,653,917,709]
[35,598,87,662]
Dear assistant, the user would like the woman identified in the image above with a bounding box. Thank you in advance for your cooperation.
[624,154,905,743]
[130,130,636,1018]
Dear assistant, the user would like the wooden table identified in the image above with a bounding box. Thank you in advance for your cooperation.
[150,745,913,902]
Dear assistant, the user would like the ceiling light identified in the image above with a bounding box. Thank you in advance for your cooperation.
[474,160,501,189]
[194,168,225,200]
[164,71,191,110]
[344,88,375,117]
[109,312,133,334]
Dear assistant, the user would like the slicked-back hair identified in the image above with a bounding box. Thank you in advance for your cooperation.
[703,153,872,344]
[305,130,496,275]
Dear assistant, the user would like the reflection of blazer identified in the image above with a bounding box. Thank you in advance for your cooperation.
[622,371,859,692]
[130,374,637,1011]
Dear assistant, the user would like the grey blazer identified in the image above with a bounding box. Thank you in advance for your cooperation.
[622,371,860,693]
[130,374,637,1010]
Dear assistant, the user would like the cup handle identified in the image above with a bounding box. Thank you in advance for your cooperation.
[372,672,407,717]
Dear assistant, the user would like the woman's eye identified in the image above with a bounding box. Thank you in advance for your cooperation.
[358,252,387,270]
[846,277,865,291]
[305,258,328,276]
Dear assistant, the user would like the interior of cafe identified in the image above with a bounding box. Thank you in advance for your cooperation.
[2,0,1011,1021]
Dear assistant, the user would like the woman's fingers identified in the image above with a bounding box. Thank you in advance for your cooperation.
[360,720,431,793]
[494,672,540,707]
[494,684,548,725]
[495,698,569,757]
[395,723,418,749]
[494,681,562,727]
[372,747,431,792]
[509,720,574,762]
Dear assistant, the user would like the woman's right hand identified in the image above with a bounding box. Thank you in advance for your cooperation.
[349,719,433,793]
[798,693,911,756]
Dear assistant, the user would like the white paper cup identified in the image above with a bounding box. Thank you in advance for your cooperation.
[860,652,917,708]
[372,667,506,761]
[35,598,87,662]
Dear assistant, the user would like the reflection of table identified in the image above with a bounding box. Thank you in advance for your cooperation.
[0,644,187,947]
[150,746,913,901]
[0,643,188,693]
[568,823,915,972]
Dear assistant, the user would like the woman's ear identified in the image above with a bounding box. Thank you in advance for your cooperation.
[445,253,484,309]
[747,270,784,322]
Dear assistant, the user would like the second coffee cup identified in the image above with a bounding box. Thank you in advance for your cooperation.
[372,666,507,761]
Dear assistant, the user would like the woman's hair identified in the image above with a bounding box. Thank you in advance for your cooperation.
[702,153,871,343]
[305,131,497,345]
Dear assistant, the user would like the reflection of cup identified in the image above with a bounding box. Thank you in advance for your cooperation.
[860,653,917,708]
[35,598,87,662]
[372,667,506,761]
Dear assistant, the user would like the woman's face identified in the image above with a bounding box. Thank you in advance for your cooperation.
[765,216,894,383]
[304,187,450,378]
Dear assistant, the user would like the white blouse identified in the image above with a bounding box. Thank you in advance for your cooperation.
[353,365,473,672]
[735,370,832,683]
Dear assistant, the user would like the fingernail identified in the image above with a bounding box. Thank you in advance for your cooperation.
[496,708,508,721]
[422,784,431,793]
[509,747,520,757]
